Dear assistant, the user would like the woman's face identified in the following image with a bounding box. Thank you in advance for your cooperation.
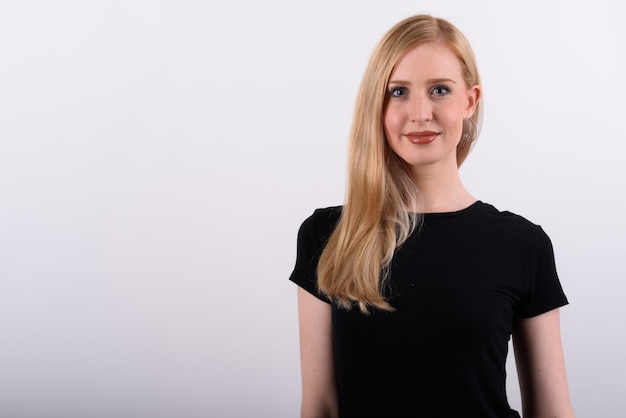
[383,42,479,172]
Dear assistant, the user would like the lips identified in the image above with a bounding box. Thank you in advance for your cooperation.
[405,131,439,144]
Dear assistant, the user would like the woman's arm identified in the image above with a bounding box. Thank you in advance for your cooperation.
[513,308,575,418]
[296,287,338,418]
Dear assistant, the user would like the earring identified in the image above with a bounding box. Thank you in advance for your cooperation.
[462,118,478,143]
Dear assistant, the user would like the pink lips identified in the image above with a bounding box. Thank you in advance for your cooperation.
[405,131,438,144]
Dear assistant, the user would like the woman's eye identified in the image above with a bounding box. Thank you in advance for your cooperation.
[432,85,450,96]
[389,86,408,97]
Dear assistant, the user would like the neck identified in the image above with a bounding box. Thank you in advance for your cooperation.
[410,163,475,213]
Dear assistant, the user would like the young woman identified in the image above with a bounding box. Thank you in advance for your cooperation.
[289,15,574,418]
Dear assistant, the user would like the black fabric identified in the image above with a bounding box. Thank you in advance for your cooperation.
[289,201,568,418]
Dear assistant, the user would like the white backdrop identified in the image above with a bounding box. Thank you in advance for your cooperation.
[1,1,625,417]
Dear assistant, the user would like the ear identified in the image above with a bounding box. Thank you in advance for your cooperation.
[465,84,481,117]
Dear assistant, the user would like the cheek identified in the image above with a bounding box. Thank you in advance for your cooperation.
[383,107,403,137]
[439,103,464,136]
[383,108,404,157]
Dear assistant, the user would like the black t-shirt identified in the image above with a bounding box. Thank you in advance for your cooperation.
[289,201,568,418]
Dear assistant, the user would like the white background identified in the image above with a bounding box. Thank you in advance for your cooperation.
[1,1,625,417]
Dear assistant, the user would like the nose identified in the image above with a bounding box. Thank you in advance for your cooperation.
[410,94,433,123]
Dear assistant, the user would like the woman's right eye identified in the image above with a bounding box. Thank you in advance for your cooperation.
[388,86,408,98]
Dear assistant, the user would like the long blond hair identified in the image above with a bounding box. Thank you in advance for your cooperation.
[317,15,483,312]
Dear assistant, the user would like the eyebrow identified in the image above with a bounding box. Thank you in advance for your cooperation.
[387,78,457,85]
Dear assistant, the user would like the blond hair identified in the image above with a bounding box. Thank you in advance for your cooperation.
[317,15,483,312]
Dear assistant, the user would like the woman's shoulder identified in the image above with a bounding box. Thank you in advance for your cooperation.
[479,201,539,225]
[477,201,551,241]
[303,205,342,224]
[298,205,343,241]
[308,205,343,221]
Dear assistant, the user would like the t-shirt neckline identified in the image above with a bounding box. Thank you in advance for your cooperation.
[421,200,484,219]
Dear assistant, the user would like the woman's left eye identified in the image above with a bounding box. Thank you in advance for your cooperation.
[431,85,450,96]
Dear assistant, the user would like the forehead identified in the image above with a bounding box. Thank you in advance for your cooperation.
[389,42,464,81]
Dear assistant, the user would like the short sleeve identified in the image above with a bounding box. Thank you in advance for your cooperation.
[288,207,341,303]
[516,226,569,318]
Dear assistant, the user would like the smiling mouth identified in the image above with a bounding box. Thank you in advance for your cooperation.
[405,131,439,144]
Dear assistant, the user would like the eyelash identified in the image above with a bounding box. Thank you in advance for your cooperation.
[388,86,408,98]
[387,84,452,98]
[431,84,451,96]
